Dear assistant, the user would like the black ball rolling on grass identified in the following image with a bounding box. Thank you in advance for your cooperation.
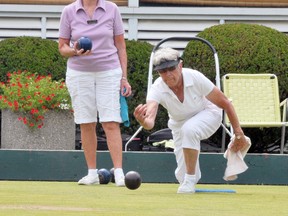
[98,168,111,184]
[110,168,115,183]
[125,171,141,190]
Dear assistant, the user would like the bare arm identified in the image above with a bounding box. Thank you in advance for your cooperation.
[206,87,246,151]
[114,34,131,97]
[58,38,76,57]
[133,100,159,130]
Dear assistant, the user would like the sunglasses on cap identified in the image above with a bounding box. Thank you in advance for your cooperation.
[157,65,178,74]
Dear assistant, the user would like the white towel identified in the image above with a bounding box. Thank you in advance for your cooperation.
[223,135,251,181]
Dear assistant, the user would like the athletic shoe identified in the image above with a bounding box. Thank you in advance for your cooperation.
[115,175,125,187]
[114,168,125,187]
[78,175,99,185]
[177,180,195,194]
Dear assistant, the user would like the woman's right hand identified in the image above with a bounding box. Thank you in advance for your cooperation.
[73,41,91,56]
[134,104,148,125]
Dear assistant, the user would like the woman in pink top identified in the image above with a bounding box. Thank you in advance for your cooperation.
[58,0,131,186]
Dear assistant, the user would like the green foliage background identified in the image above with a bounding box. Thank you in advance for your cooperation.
[182,23,288,152]
[0,37,168,142]
[0,36,67,82]
[182,23,288,100]
[1,25,287,152]
[122,40,169,139]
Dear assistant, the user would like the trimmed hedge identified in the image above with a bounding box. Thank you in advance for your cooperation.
[1,28,286,152]
[0,37,167,140]
[182,23,288,101]
[123,40,169,137]
[0,36,67,82]
[182,23,288,152]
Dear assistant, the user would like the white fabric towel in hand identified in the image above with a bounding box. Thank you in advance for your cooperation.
[223,136,251,181]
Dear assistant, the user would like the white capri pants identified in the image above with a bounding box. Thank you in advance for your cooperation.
[170,108,222,184]
[65,67,122,124]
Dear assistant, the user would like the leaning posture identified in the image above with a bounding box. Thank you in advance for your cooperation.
[134,47,247,193]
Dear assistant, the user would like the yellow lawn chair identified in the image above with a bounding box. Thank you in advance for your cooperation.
[222,73,288,154]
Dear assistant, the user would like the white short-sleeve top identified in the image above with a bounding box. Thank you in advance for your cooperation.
[147,68,222,127]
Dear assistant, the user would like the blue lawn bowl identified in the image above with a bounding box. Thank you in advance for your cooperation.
[77,36,92,52]
[98,168,111,184]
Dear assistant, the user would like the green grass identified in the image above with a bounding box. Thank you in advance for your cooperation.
[0,181,287,216]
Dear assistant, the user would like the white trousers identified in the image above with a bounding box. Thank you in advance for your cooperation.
[170,108,222,184]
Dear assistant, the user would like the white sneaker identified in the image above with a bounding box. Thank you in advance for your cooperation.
[115,175,125,187]
[114,168,125,187]
[78,175,99,185]
[177,180,195,194]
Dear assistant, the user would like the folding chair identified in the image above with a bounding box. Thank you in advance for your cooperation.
[222,73,288,154]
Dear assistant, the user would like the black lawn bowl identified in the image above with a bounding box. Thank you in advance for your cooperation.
[125,171,142,190]
[110,168,115,183]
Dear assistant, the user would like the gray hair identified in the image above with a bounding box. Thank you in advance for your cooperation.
[153,47,181,70]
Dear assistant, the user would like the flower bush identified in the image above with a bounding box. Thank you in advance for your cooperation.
[0,71,72,129]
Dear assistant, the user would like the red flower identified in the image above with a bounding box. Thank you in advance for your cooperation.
[17,82,22,88]
[0,71,71,129]
[23,117,27,124]
[14,101,19,111]
[37,115,44,120]
[30,108,39,114]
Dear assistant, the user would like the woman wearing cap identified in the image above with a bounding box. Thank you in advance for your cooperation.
[134,47,247,194]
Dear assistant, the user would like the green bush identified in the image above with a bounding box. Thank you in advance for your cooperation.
[122,40,169,138]
[0,37,167,140]
[0,36,67,82]
[182,23,288,152]
[1,29,286,151]
[182,23,288,100]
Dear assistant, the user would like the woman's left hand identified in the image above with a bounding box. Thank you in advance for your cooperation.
[231,134,247,152]
[121,79,132,97]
